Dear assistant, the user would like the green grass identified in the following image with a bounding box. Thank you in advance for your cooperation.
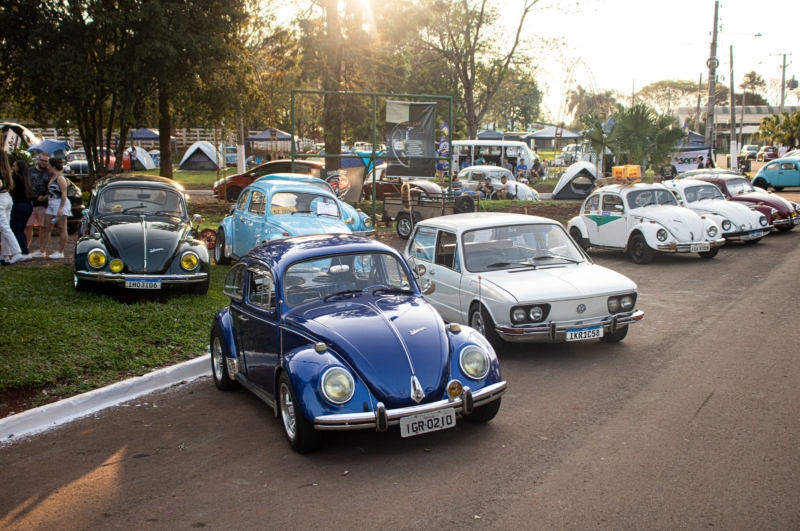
[137,168,237,189]
[0,264,231,402]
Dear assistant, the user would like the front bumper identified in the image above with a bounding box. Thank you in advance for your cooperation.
[75,271,208,285]
[723,226,774,240]
[773,217,800,228]
[656,238,726,252]
[313,381,507,431]
[496,310,644,343]
[352,229,377,238]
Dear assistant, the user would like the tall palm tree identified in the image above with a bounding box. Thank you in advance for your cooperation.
[753,114,787,146]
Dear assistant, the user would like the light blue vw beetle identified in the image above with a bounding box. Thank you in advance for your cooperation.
[214,176,374,265]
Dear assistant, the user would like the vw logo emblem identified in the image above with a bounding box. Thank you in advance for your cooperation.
[577,304,586,314]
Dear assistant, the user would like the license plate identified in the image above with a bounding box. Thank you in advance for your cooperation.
[399,408,456,438]
[690,243,710,252]
[125,279,161,289]
[793,218,800,225]
[566,325,603,341]
[748,230,763,239]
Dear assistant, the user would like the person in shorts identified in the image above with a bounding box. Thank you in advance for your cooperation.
[42,157,70,259]
[26,151,51,257]
[498,175,517,200]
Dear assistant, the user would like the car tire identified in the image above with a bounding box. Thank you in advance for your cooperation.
[777,223,795,232]
[189,277,210,295]
[454,195,475,214]
[73,273,92,293]
[396,213,413,240]
[214,228,232,265]
[599,325,629,342]
[752,178,768,189]
[569,227,588,250]
[278,372,322,454]
[225,186,242,203]
[67,223,78,235]
[462,397,502,424]
[745,237,762,244]
[628,233,654,264]
[773,187,784,192]
[698,247,719,259]
[211,328,239,391]
[470,303,504,352]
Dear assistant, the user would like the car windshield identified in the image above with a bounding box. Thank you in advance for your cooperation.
[97,186,185,217]
[488,170,514,181]
[683,185,724,203]
[626,189,678,209]
[270,191,340,217]
[727,178,755,195]
[462,223,584,272]
[283,252,413,306]
[67,153,86,162]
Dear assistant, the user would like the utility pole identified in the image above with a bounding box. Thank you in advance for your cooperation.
[695,73,703,132]
[730,45,737,170]
[704,1,720,148]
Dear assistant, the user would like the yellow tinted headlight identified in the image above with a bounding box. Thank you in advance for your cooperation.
[180,252,199,271]
[87,249,106,269]
[109,259,124,273]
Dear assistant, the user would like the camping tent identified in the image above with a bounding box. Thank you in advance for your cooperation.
[128,146,156,170]
[245,128,294,142]
[179,141,220,171]
[552,162,597,200]
[129,128,160,141]
[477,130,504,140]
[28,139,72,160]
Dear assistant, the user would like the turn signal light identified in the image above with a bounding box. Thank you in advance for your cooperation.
[109,259,124,273]
[447,380,463,398]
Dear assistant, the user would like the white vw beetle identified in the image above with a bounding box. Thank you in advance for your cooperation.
[661,179,773,243]
[567,183,726,264]
[458,166,539,201]
[403,213,643,350]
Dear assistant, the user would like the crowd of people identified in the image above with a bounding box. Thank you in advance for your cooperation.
[0,149,70,265]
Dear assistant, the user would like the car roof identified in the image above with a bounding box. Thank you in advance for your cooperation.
[247,179,338,197]
[94,174,186,192]
[662,179,720,190]
[417,212,558,233]
[593,183,666,195]
[462,165,513,172]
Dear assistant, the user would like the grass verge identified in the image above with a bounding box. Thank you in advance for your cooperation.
[137,168,237,189]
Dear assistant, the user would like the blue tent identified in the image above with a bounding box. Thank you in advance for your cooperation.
[27,139,71,159]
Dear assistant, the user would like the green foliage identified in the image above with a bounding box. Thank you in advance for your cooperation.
[6,147,32,166]
[755,111,800,148]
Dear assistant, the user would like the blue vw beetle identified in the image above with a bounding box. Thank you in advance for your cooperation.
[214,177,373,265]
[210,234,507,453]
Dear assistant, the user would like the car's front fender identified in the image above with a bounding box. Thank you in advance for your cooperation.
[74,236,109,271]
[212,307,239,361]
[628,222,664,250]
[446,325,502,386]
[567,216,588,240]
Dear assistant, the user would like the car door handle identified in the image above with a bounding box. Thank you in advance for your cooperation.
[238,315,249,321]
[428,268,435,275]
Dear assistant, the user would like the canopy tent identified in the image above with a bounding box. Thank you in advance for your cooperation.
[129,128,160,140]
[128,146,156,170]
[526,125,580,141]
[245,128,294,142]
[552,162,597,200]
[476,130,504,140]
[28,139,71,160]
[1,123,42,150]
[179,141,220,171]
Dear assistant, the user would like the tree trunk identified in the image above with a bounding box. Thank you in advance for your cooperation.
[321,0,343,172]
[158,80,173,178]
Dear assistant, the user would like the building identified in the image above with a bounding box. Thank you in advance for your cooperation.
[673,106,799,150]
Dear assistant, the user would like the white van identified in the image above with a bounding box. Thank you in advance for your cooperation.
[452,140,534,174]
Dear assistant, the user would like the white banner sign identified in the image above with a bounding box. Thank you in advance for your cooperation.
[3,130,20,152]
[671,148,712,173]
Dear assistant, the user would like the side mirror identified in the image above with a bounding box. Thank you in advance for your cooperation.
[81,209,90,216]
[415,263,427,277]
[615,204,623,211]
[421,280,436,295]
[193,214,203,222]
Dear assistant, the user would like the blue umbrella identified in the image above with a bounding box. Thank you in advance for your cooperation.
[27,139,72,158]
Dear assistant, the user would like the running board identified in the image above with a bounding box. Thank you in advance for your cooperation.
[234,373,277,415]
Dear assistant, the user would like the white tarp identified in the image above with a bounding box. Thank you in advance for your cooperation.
[180,141,220,168]
[670,147,712,173]
[552,161,598,197]
[130,145,156,170]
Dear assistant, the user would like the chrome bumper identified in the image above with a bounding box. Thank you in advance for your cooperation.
[75,271,208,285]
[656,238,726,252]
[352,229,377,238]
[724,226,774,240]
[773,218,799,228]
[313,381,507,431]
[496,310,644,343]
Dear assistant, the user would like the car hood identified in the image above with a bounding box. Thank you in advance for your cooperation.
[688,199,762,229]
[268,215,351,235]
[95,216,188,273]
[477,263,636,303]
[731,191,793,215]
[633,205,705,241]
[284,295,449,409]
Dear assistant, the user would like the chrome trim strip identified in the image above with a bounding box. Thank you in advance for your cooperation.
[656,238,725,251]
[75,271,208,284]
[313,381,507,430]
[366,301,418,377]
[141,215,147,272]
[496,310,644,338]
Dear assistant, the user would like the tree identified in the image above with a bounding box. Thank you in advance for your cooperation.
[635,80,699,114]
[739,71,767,107]
[566,86,617,129]
[485,69,541,131]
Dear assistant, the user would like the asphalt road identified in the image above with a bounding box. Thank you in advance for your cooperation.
[2,227,800,530]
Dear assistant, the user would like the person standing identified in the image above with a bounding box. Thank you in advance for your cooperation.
[27,151,51,257]
[696,156,705,170]
[661,160,678,180]
[0,150,26,265]
[43,157,70,259]
[778,145,788,158]
[10,159,33,256]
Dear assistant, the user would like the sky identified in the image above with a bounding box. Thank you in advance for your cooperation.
[527,0,799,120]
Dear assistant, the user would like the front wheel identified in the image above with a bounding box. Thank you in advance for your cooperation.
[470,303,504,352]
[569,227,588,250]
[752,178,768,189]
[225,186,242,203]
[745,237,762,244]
[600,325,629,342]
[278,372,322,454]
[628,233,654,264]
[777,223,796,232]
[396,213,413,240]
[462,398,501,423]
[214,228,232,265]
[189,277,210,295]
[211,328,239,391]
[698,247,719,259]
[773,186,784,192]
[74,273,92,292]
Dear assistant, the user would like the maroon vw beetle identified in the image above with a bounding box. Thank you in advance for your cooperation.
[756,146,779,162]
[361,163,443,201]
[692,174,800,232]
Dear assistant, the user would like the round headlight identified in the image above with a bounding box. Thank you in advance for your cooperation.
[180,251,199,271]
[320,367,355,404]
[771,208,779,218]
[707,225,718,237]
[657,229,668,242]
[87,249,106,269]
[109,259,124,273]
[363,216,373,229]
[529,306,544,321]
[620,295,634,311]
[460,345,490,380]
[512,308,527,323]
[721,220,731,231]
[607,297,620,313]
[759,216,768,227]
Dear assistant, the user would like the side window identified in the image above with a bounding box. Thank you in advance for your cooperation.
[248,267,275,311]
[780,162,796,171]
[585,194,600,211]
[223,263,246,302]
[471,171,485,182]
[410,226,437,262]
[249,191,266,214]
[765,162,777,171]
[236,190,250,211]
[602,194,623,212]
[435,231,458,270]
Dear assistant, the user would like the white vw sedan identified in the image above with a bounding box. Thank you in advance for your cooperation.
[403,213,643,350]
[567,183,726,264]
[661,179,773,243]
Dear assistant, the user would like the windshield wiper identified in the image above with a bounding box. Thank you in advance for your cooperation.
[370,287,412,295]
[317,212,339,218]
[485,261,537,270]
[155,211,181,217]
[323,289,364,301]
[290,210,314,215]
[122,206,151,213]
[534,253,581,264]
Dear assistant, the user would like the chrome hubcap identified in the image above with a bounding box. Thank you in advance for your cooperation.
[73,274,78,288]
[471,311,485,336]
[212,336,224,381]
[280,383,297,440]
[398,218,411,236]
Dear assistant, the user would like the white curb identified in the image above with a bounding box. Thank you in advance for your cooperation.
[0,355,211,444]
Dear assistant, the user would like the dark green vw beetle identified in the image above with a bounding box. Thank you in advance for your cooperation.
[74,175,210,294]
